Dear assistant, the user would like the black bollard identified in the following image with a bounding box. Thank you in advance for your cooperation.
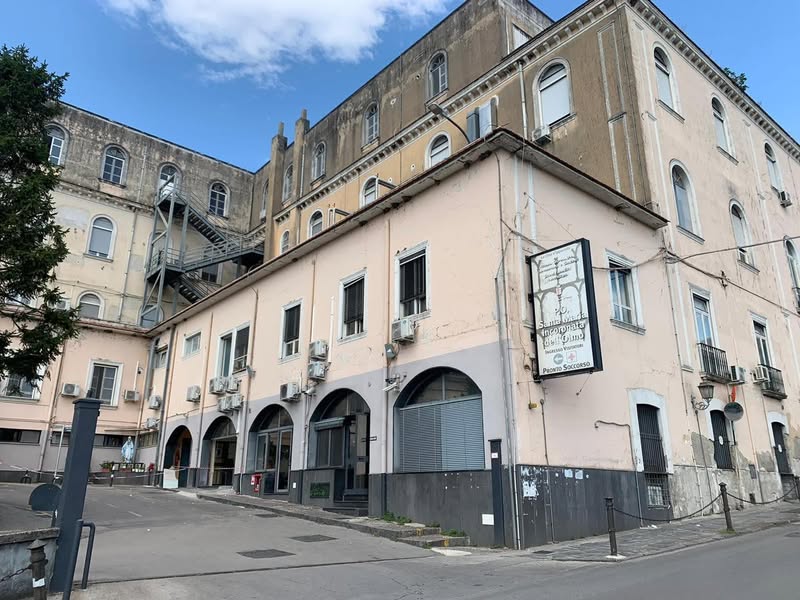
[720,483,735,533]
[605,497,619,556]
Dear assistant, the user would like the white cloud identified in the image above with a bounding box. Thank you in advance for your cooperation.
[103,0,448,83]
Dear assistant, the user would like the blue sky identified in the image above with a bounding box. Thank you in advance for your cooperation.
[3,1,797,171]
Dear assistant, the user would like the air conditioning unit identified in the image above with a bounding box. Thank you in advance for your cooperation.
[145,417,160,430]
[391,317,416,344]
[779,191,792,207]
[209,376,228,395]
[228,393,243,411]
[123,390,141,403]
[148,395,162,410]
[280,382,301,402]
[217,397,231,413]
[186,385,202,403]
[61,383,80,397]
[729,366,747,384]
[226,377,241,393]
[309,340,328,361]
[308,361,327,381]
[752,365,769,383]
[533,125,552,145]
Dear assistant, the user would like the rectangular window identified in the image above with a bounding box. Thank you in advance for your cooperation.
[399,250,427,318]
[753,321,771,366]
[655,62,672,108]
[315,423,344,468]
[218,333,233,376]
[0,428,41,444]
[466,99,497,141]
[200,264,219,284]
[50,430,70,446]
[608,258,639,326]
[233,326,250,372]
[87,363,119,405]
[692,294,714,346]
[0,373,38,399]
[183,332,201,357]
[713,112,728,150]
[154,347,168,369]
[218,326,249,375]
[512,25,531,50]
[282,305,301,358]
[342,276,365,338]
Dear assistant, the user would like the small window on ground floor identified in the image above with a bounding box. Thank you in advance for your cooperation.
[0,428,41,444]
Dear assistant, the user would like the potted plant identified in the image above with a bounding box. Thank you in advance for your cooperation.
[100,461,113,473]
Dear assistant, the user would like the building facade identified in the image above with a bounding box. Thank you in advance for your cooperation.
[2,0,799,548]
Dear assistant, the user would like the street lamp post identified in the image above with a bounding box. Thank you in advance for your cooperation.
[428,103,470,143]
[692,381,715,411]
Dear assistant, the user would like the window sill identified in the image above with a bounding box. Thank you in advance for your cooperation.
[84,253,113,263]
[401,309,431,323]
[610,319,646,335]
[657,100,684,123]
[681,364,694,373]
[426,89,449,106]
[361,138,379,153]
[279,353,302,364]
[310,175,325,189]
[182,351,200,360]
[97,178,126,188]
[208,212,228,220]
[548,112,577,130]
[737,259,759,274]
[716,146,738,164]
[0,396,39,404]
[676,226,704,245]
[96,403,118,410]
[338,331,367,345]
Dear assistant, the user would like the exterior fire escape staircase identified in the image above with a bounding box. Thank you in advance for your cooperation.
[141,180,265,324]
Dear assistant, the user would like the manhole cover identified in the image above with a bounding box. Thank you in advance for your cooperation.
[255,513,278,518]
[290,534,337,543]
[785,531,800,538]
[237,549,294,559]
[532,550,553,555]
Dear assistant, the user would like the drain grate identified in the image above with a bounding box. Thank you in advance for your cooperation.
[237,549,294,559]
[255,513,278,518]
[290,534,337,543]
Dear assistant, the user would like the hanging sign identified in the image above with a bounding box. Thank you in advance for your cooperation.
[527,239,603,379]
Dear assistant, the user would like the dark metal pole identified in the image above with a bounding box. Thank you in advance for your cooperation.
[794,476,800,501]
[720,483,735,532]
[80,522,96,589]
[28,539,47,600]
[605,497,618,556]
[50,399,101,593]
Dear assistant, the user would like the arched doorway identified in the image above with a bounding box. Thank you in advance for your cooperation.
[395,368,485,473]
[250,405,293,495]
[203,416,236,486]
[163,426,192,488]
[310,390,370,500]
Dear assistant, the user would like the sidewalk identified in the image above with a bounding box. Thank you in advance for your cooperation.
[527,499,800,562]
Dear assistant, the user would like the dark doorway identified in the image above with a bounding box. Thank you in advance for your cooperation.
[164,426,192,488]
[251,405,293,495]
[204,417,237,487]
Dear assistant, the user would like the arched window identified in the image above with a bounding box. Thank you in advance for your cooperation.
[361,177,378,207]
[308,211,323,237]
[786,241,800,290]
[102,146,126,184]
[538,63,570,126]
[78,293,103,319]
[395,368,485,472]
[208,182,228,216]
[427,134,451,167]
[309,390,369,484]
[261,181,269,219]
[671,165,696,234]
[712,98,731,153]
[87,216,115,259]
[654,48,675,109]
[730,203,753,266]
[159,164,180,195]
[280,231,290,254]
[364,103,379,145]
[312,143,326,180]
[282,165,293,202]
[46,125,66,166]
[765,144,782,190]
[429,52,447,98]
[139,304,163,328]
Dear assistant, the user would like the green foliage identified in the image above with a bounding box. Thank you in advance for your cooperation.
[722,67,748,93]
[442,529,466,537]
[381,512,412,525]
[0,45,78,383]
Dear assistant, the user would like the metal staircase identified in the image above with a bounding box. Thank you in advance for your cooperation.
[141,179,265,325]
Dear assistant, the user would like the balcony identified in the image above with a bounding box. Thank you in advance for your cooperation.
[697,343,732,383]
[758,364,787,400]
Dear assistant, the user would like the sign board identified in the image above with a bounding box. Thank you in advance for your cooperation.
[527,239,603,379]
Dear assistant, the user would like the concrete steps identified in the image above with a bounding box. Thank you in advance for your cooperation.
[399,533,471,548]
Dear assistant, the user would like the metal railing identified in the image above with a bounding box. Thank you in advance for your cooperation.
[178,271,219,300]
[793,287,800,313]
[697,343,731,382]
[759,364,787,398]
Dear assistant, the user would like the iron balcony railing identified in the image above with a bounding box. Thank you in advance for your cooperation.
[697,343,732,382]
[759,364,787,399]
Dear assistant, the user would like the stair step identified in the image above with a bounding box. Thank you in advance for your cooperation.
[323,506,369,517]
[398,534,470,548]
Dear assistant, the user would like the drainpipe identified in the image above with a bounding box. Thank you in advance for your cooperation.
[383,219,392,516]
[137,336,159,462]
[153,326,176,478]
[237,288,260,492]
[117,211,139,322]
[517,60,529,141]
[194,313,215,487]
[37,343,67,478]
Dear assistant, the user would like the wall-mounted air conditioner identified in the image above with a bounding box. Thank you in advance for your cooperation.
[226,377,241,393]
[308,361,327,381]
[391,317,415,344]
[309,340,328,361]
[217,397,231,413]
[752,365,769,383]
[779,191,792,208]
[61,383,80,397]
[186,385,202,403]
[145,417,160,430]
[533,125,552,145]
[209,377,228,395]
[228,393,243,411]
[148,395,162,410]
[280,382,301,402]
[729,366,747,384]
[123,390,141,403]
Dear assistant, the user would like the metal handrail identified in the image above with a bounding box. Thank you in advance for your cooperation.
[759,363,786,397]
[157,183,245,242]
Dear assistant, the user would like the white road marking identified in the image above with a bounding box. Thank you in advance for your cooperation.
[106,503,118,508]
[128,511,143,517]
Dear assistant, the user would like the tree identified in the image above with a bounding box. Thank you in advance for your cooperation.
[0,45,78,385]
[723,67,748,93]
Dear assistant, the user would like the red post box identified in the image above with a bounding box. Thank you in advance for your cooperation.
[251,473,262,493]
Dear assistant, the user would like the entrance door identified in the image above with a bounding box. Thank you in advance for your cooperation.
[261,429,292,494]
[212,437,236,486]
[344,413,369,497]
[178,437,191,487]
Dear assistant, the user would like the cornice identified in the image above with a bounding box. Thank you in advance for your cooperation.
[56,180,154,215]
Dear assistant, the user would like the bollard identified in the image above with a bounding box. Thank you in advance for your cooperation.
[28,539,47,600]
[109,472,114,488]
[720,483,735,533]
[605,497,619,556]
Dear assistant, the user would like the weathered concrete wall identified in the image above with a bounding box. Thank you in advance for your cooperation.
[0,528,58,600]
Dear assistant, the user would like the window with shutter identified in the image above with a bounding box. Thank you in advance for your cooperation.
[282,304,301,358]
[399,251,426,317]
[342,277,365,337]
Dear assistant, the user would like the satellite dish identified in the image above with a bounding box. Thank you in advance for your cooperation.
[723,401,744,421]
